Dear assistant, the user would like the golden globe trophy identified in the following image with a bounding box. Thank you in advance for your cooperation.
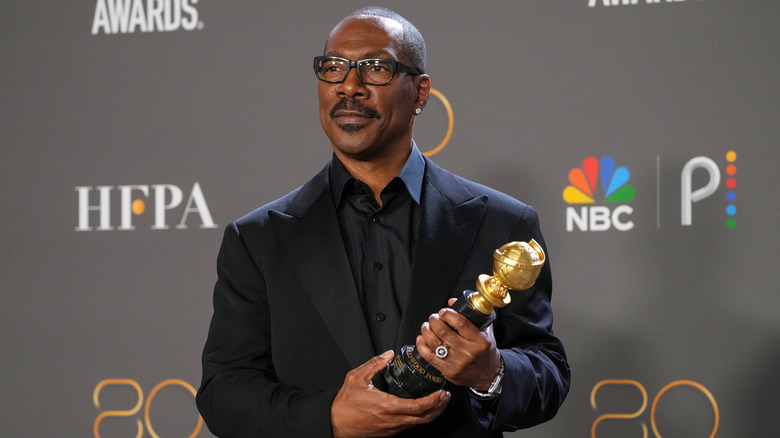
[381,240,546,398]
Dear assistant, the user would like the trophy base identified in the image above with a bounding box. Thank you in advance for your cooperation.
[382,345,445,398]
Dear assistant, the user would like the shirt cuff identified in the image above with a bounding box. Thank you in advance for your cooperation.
[467,395,499,429]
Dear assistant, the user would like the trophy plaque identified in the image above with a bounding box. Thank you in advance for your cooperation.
[381,240,546,398]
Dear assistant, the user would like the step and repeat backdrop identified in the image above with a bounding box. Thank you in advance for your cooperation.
[2,1,779,437]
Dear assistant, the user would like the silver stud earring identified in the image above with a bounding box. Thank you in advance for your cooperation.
[414,108,422,115]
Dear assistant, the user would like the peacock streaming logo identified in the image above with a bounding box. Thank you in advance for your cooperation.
[681,150,737,228]
[563,156,636,232]
[725,151,737,228]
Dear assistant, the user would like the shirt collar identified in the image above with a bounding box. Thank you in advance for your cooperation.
[330,141,426,206]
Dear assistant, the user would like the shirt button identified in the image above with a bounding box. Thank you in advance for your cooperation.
[373,262,383,271]
[376,313,386,321]
[371,215,380,223]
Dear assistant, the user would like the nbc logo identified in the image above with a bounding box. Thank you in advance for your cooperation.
[563,156,636,232]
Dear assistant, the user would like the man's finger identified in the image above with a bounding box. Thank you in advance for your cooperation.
[427,312,464,348]
[415,333,457,377]
[349,350,394,384]
[438,307,480,338]
[394,389,451,419]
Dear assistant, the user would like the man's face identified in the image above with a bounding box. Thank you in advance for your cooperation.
[318,16,429,162]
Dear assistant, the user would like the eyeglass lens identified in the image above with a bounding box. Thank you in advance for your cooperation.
[316,58,395,84]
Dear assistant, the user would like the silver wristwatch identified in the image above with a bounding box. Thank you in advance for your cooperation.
[469,356,505,399]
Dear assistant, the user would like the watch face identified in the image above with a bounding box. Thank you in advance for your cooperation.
[488,374,502,394]
[489,357,505,394]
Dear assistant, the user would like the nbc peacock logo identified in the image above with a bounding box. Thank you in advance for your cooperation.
[563,156,635,232]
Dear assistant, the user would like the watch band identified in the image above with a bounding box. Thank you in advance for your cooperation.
[469,356,504,399]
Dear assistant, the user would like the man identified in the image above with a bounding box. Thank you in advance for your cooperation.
[197,7,569,437]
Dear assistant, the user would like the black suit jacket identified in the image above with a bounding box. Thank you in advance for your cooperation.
[197,157,569,437]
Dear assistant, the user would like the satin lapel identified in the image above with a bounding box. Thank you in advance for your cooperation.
[397,170,489,349]
[269,178,374,369]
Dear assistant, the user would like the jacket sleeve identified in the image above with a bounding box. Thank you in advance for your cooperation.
[196,221,338,438]
[479,205,571,432]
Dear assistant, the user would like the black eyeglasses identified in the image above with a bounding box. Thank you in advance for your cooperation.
[313,56,421,86]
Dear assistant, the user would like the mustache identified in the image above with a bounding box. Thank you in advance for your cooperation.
[329,98,381,120]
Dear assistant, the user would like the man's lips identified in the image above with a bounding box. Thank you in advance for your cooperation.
[329,99,381,122]
[332,110,374,123]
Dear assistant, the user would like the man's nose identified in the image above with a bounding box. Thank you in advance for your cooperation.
[337,67,367,97]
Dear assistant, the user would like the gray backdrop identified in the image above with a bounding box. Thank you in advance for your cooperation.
[2,1,779,436]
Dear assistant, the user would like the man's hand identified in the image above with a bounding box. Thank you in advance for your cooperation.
[416,298,502,392]
[330,350,451,438]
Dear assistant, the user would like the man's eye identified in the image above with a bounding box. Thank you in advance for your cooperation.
[364,62,391,73]
[322,61,347,71]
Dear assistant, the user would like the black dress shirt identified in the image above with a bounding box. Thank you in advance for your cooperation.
[330,145,425,355]
[330,147,502,417]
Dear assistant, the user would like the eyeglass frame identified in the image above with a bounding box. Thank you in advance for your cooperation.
[313,55,422,86]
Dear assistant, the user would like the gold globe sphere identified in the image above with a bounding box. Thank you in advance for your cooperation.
[473,240,546,312]
[493,240,545,291]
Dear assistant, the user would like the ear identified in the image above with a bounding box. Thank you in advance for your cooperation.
[415,74,431,109]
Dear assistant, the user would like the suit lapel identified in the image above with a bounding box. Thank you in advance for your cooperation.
[269,165,374,369]
[397,160,489,348]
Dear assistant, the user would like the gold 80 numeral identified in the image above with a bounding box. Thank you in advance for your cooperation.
[93,378,204,438]
[590,379,719,438]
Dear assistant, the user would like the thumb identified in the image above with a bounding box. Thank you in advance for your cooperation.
[354,350,394,381]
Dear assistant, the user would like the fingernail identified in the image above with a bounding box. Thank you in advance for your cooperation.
[380,350,393,359]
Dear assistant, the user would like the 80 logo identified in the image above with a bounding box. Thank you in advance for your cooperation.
[590,379,719,438]
[93,379,204,438]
